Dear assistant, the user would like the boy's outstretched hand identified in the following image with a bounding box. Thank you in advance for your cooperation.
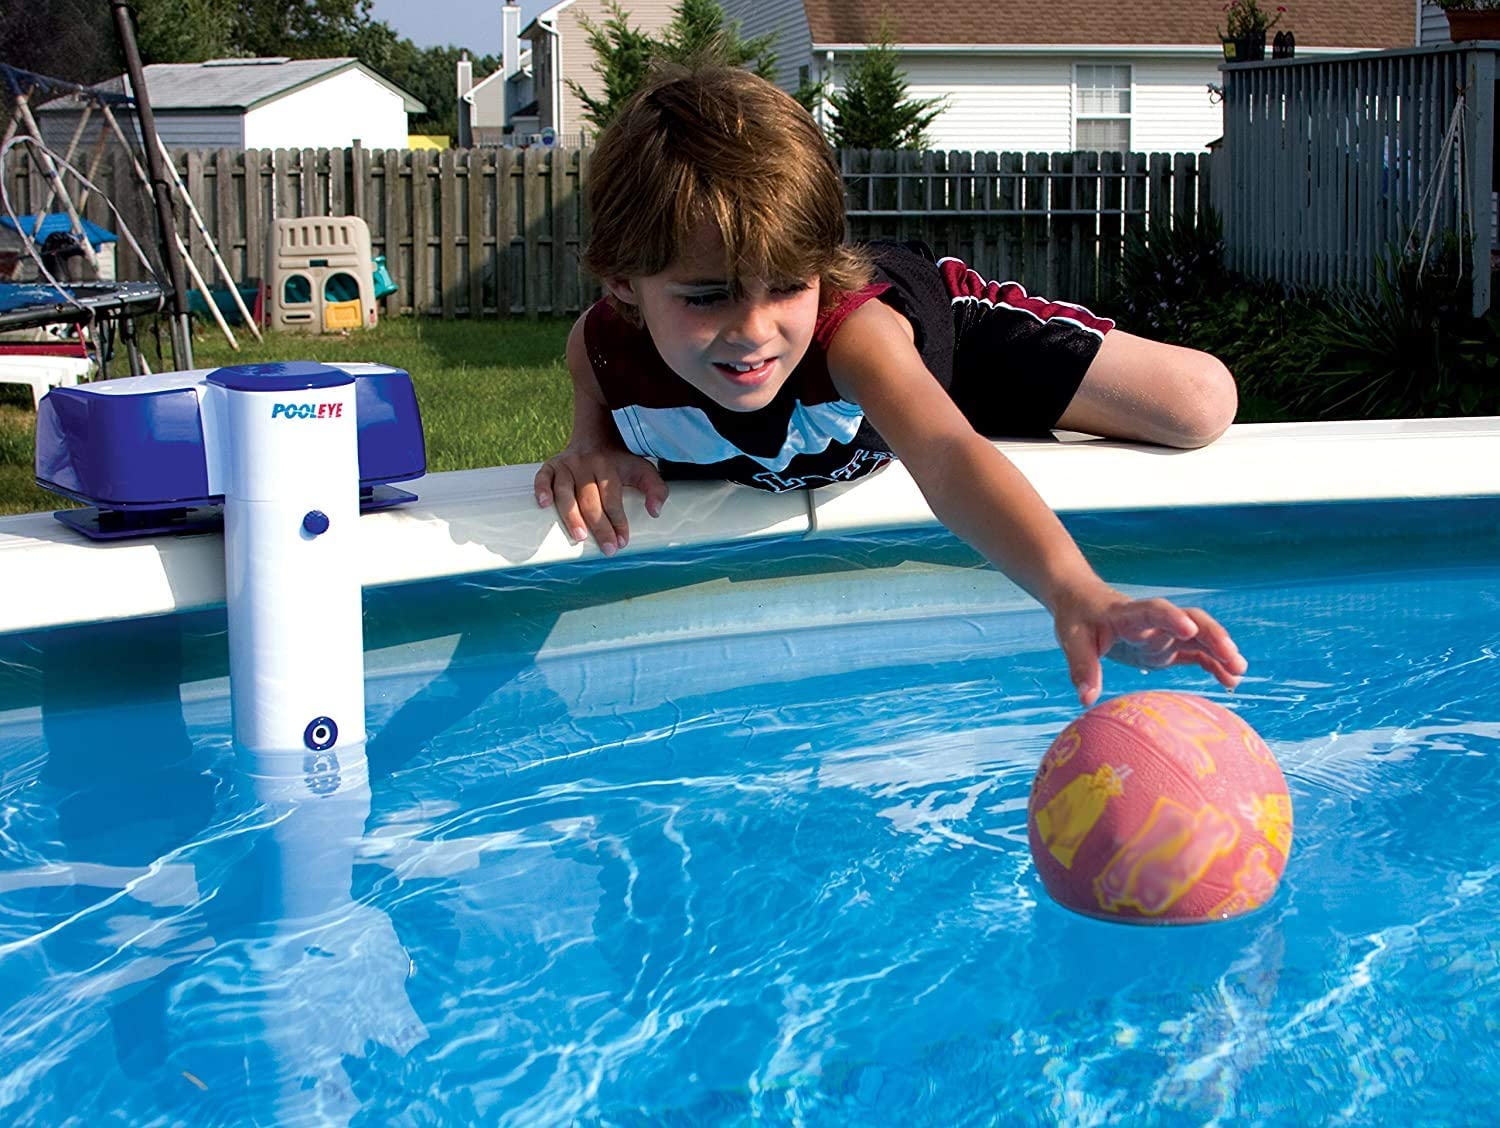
[1051,586,1248,708]
[534,446,668,557]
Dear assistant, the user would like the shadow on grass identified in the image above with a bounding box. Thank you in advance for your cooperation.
[190,315,572,376]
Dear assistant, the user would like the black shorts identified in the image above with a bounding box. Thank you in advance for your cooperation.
[871,242,1115,437]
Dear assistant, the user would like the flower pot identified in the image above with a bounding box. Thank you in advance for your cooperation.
[1221,32,1267,62]
[1447,10,1500,41]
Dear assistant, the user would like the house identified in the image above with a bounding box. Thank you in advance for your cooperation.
[458,3,534,147]
[37,57,425,151]
[717,0,1419,153]
[461,0,677,147]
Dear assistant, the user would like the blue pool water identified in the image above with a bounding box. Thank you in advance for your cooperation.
[0,500,1498,1124]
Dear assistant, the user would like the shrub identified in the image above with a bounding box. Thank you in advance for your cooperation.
[1105,219,1499,421]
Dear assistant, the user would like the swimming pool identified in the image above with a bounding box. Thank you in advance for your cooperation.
[1,422,1498,1124]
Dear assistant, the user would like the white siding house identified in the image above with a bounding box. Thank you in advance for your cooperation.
[37,58,424,151]
[722,0,1419,153]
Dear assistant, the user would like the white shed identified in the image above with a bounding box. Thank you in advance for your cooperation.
[38,57,425,151]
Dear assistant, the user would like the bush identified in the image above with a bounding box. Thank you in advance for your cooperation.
[1292,245,1500,419]
[1103,219,1500,422]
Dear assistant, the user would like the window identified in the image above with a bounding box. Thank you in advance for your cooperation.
[1074,64,1132,152]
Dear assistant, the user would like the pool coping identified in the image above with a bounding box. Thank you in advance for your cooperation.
[2,416,1498,635]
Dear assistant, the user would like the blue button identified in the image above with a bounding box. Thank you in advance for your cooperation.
[304,716,338,751]
[302,510,330,536]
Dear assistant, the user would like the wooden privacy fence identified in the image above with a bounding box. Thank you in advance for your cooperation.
[1,145,591,319]
[2,144,1212,317]
[841,149,1213,305]
[1219,43,1498,315]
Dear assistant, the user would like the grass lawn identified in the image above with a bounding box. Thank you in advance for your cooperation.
[0,316,574,517]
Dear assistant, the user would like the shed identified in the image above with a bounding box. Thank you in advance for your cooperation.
[36,57,426,151]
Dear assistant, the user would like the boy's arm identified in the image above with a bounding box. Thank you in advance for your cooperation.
[534,312,668,555]
[826,300,1245,705]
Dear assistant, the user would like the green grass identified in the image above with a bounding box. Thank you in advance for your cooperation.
[0,316,575,517]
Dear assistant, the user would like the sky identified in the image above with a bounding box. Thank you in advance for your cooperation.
[366,0,549,52]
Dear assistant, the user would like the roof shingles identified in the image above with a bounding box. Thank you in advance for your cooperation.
[802,1,1414,49]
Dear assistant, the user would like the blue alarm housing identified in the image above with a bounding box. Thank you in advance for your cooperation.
[34,361,426,539]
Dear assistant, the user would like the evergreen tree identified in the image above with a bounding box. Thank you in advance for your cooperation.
[573,0,777,132]
[570,1,658,133]
[826,26,946,151]
[791,71,827,116]
[656,0,775,80]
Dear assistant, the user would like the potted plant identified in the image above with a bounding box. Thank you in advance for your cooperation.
[1435,0,1500,42]
[1221,0,1287,62]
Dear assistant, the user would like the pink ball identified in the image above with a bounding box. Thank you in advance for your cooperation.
[1027,691,1293,924]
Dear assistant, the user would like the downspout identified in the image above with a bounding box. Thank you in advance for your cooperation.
[542,16,563,139]
[820,49,834,131]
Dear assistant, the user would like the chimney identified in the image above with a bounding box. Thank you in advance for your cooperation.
[456,51,473,147]
[503,2,521,81]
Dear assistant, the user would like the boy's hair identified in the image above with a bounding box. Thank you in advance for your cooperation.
[583,63,872,309]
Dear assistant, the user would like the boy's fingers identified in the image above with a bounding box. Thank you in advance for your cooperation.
[1182,608,1247,673]
[1131,628,1176,656]
[1167,650,1244,690]
[599,477,631,547]
[1059,627,1104,707]
[534,463,555,508]
[574,478,619,555]
[624,461,670,519]
[551,476,588,544]
[1139,598,1198,639]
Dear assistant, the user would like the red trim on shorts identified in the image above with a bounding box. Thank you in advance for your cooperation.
[938,258,1115,334]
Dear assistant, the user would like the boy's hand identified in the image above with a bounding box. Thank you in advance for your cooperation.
[534,447,668,556]
[1052,586,1248,708]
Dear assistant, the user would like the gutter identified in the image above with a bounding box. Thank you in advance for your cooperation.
[811,42,1371,57]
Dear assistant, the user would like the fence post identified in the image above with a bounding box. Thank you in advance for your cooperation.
[465,148,486,317]
[387,149,408,315]
[524,146,546,317]
[329,146,346,216]
[1465,47,1496,316]
[550,147,569,316]
[440,148,458,319]
[411,149,433,316]
[496,148,514,316]
[214,147,237,281]
[351,140,365,219]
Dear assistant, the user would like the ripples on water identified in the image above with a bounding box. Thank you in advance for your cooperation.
[0,509,1497,1125]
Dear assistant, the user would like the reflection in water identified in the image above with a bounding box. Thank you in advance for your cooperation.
[163,742,427,1126]
[7,619,428,1126]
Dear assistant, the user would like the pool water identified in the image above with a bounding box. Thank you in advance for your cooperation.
[1,500,1497,1125]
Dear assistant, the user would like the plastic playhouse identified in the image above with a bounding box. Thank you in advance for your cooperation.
[268,216,381,333]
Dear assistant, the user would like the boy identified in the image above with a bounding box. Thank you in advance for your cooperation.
[535,64,1246,707]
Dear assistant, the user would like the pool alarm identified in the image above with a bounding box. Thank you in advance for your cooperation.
[34,361,425,757]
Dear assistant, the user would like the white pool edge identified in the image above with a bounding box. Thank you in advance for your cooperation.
[3,416,1498,635]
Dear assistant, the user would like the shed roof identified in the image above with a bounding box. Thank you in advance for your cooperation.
[52,58,426,115]
[801,1,1413,50]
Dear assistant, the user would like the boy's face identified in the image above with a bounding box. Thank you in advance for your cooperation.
[606,223,821,412]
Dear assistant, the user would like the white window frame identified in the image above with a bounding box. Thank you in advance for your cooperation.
[1071,62,1134,152]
